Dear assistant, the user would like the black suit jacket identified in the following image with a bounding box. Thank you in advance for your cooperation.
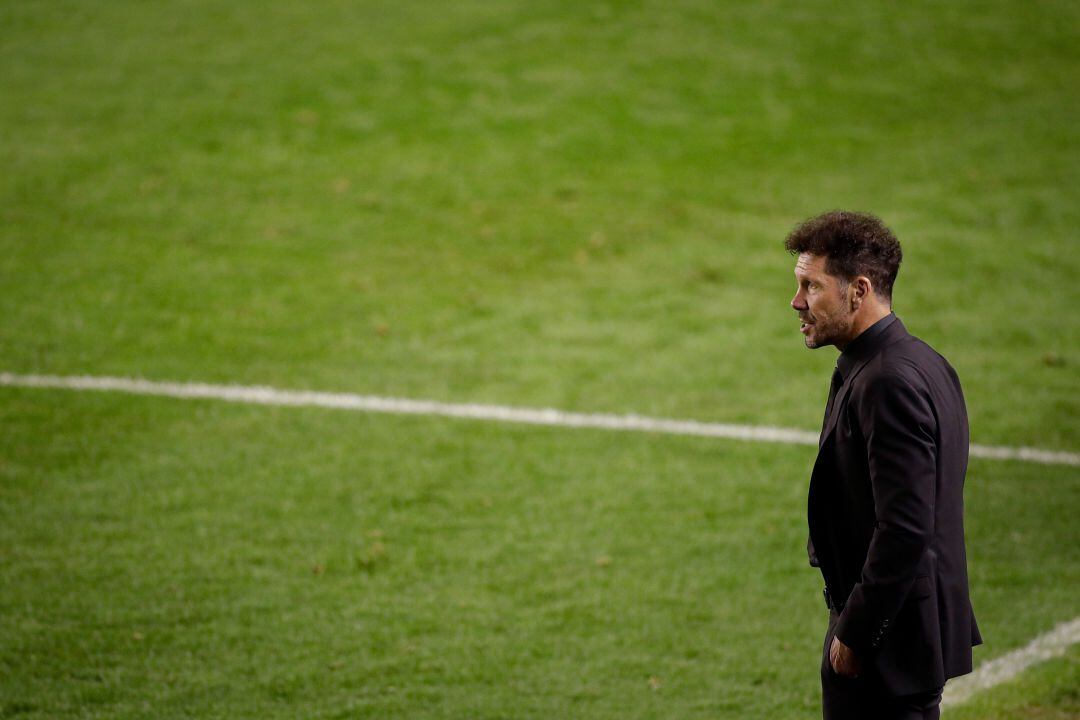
[808,315,982,696]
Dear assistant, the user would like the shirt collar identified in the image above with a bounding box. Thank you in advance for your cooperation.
[836,312,898,381]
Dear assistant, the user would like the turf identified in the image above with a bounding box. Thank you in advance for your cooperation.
[2,0,1078,447]
[0,390,1077,718]
[1,0,1078,717]
[946,644,1080,720]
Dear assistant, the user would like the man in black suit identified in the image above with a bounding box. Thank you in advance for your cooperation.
[786,211,982,720]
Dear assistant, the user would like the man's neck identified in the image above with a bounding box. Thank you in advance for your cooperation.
[836,305,892,352]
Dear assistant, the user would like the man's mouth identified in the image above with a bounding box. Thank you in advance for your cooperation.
[799,318,813,334]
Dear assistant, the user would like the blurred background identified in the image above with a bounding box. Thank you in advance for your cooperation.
[1,1,1077,718]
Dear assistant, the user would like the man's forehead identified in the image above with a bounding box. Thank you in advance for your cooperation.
[794,253,827,275]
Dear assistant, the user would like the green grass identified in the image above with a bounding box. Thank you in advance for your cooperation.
[2,0,1078,447]
[0,390,1077,718]
[1,0,1078,717]
[947,645,1080,720]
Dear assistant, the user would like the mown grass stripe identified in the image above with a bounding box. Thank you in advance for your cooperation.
[2,372,1077,467]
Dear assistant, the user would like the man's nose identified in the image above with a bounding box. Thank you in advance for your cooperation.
[791,291,806,311]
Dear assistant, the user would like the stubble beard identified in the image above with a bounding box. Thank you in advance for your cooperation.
[802,309,853,350]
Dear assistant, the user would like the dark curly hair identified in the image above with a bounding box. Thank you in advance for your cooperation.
[784,211,903,301]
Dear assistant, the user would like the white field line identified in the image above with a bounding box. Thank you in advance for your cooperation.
[943,616,1080,708]
[2,372,1078,467]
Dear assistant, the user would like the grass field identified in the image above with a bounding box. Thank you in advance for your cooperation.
[2,1,1078,717]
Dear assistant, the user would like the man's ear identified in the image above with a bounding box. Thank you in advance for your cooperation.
[851,276,872,310]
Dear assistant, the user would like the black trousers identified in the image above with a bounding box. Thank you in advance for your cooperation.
[821,612,943,720]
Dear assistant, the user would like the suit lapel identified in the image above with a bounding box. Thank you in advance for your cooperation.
[815,319,909,450]
[819,367,860,448]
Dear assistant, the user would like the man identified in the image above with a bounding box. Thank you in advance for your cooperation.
[786,211,981,720]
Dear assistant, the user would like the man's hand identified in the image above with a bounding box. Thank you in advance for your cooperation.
[829,635,862,678]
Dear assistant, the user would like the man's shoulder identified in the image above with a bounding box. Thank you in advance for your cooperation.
[859,332,958,394]
[888,334,941,368]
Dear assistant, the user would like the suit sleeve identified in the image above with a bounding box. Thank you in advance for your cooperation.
[835,370,936,654]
